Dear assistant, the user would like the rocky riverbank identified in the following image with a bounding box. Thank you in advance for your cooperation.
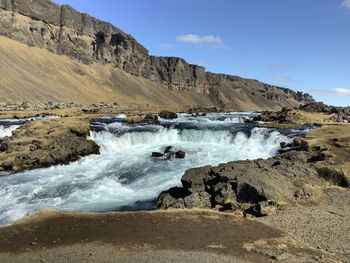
[0,103,349,262]
[156,103,350,262]
[0,116,99,172]
[158,103,350,214]
[157,123,350,211]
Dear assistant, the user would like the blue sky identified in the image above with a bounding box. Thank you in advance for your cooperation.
[53,0,350,106]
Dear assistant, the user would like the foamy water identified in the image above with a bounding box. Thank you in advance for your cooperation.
[0,125,20,138]
[0,112,299,227]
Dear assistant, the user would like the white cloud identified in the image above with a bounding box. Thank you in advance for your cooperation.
[317,88,350,97]
[341,0,350,10]
[176,34,223,44]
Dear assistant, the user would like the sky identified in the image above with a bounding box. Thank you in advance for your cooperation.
[53,0,350,106]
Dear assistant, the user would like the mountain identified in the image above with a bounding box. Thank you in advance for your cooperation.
[0,0,314,109]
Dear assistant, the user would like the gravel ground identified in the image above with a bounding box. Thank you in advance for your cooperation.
[257,187,350,262]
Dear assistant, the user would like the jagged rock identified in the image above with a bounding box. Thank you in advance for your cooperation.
[211,182,236,206]
[307,151,327,162]
[252,201,269,217]
[152,146,186,160]
[157,153,322,214]
[151,152,164,158]
[126,115,159,124]
[1,162,13,171]
[164,146,173,153]
[158,111,177,119]
[175,150,186,159]
[143,115,159,124]
[299,102,332,113]
[0,140,9,152]
[181,166,212,193]
[293,137,310,151]
[183,191,211,209]
[157,187,189,209]
[0,118,100,172]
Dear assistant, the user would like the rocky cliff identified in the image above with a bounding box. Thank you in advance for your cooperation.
[0,0,314,108]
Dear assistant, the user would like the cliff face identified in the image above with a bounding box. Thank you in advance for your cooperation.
[0,0,314,108]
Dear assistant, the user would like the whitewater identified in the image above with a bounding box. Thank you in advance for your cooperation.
[0,112,302,226]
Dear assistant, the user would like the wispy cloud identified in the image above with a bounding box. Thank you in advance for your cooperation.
[266,64,290,73]
[275,76,292,83]
[159,43,176,49]
[317,88,350,97]
[274,76,303,84]
[176,34,223,44]
[341,0,350,10]
[235,67,247,74]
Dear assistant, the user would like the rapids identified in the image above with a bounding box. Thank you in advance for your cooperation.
[0,112,305,226]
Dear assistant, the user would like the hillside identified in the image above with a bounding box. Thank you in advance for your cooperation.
[0,0,314,109]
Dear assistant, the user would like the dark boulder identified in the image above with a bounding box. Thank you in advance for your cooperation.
[159,111,177,119]
[1,162,13,171]
[181,166,212,193]
[236,182,267,204]
[175,150,186,159]
[183,191,211,209]
[251,201,276,217]
[157,153,320,214]
[164,146,173,153]
[143,114,159,124]
[157,186,189,209]
[152,146,186,160]
[211,182,236,206]
[151,152,164,158]
[0,140,9,152]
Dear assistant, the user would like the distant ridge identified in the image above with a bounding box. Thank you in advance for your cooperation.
[0,0,314,109]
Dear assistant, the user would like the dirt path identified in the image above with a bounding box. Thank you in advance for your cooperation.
[0,210,332,263]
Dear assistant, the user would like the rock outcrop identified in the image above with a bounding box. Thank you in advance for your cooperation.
[0,116,99,172]
[0,0,314,108]
[157,150,323,216]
